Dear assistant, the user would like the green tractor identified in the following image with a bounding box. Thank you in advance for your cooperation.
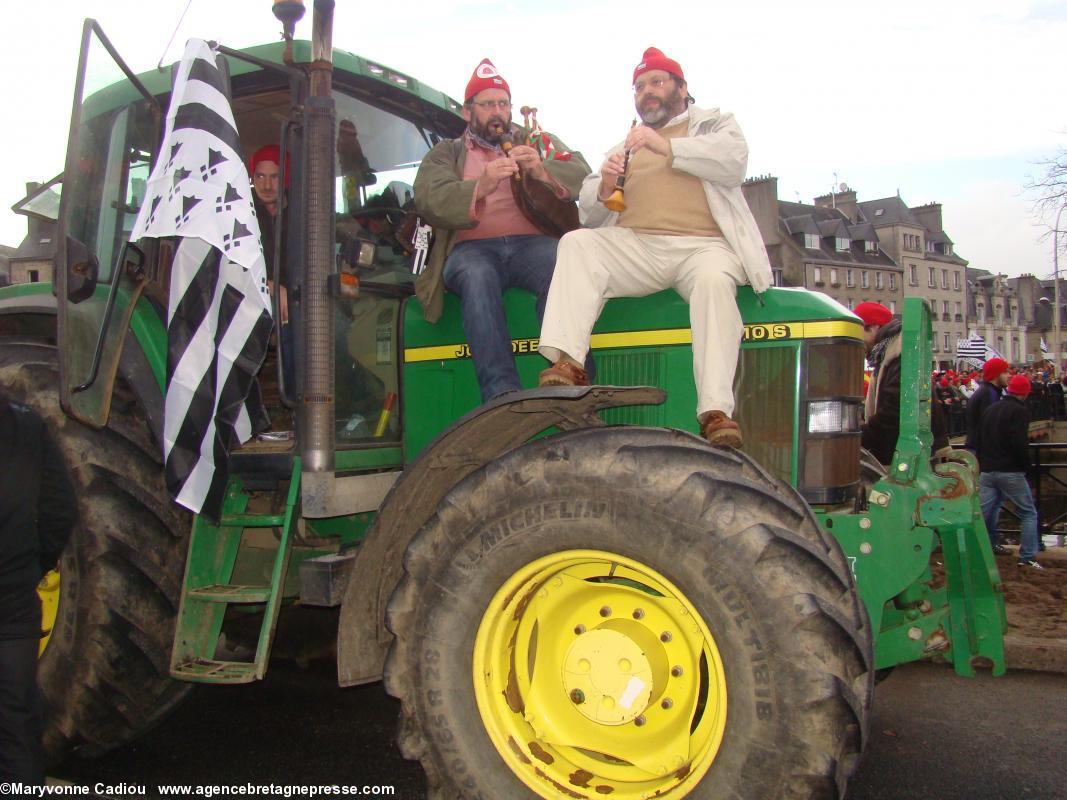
[0,4,1005,798]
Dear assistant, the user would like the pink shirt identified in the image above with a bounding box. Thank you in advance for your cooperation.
[455,132,546,243]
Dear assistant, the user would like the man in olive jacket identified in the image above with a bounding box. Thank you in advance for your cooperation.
[413,58,589,401]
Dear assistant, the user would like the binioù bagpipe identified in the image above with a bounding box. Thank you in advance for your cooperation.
[491,105,580,240]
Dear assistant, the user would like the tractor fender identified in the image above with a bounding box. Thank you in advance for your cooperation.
[336,384,665,687]
[0,291,164,444]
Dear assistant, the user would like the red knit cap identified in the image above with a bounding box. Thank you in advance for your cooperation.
[465,58,510,102]
[853,301,892,328]
[982,357,1009,382]
[249,144,290,186]
[1007,374,1032,397]
[633,47,685,84]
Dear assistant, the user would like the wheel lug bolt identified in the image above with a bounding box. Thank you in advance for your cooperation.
[633,608,645,619]
[574,624,586,635]
[599,606,612,617]
[661,698,673,710]
[660,631,672,642]
[634,715,646,727]
[570,689,585,704]
[671,666,683,677]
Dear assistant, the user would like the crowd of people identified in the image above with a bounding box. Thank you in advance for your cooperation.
[932,363,1067,436]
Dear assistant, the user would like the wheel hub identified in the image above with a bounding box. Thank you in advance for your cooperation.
[563,627,654,724]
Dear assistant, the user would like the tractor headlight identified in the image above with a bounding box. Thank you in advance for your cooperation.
[807,400,861,434]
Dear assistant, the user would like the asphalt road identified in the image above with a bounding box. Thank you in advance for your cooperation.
[52,659,1067,799]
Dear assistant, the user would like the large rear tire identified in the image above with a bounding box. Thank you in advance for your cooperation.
[1,342,192,759]
[384,427,873,799]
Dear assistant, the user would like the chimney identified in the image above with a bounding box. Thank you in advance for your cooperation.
[741,175,780,246]
[814,186,858,222]
[911,202,944,233]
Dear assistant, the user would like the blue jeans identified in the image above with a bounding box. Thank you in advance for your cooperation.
[979,471,1040,559]
[443,235,557,401]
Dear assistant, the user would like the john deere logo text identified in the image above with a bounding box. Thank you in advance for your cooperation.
[452,337,540,359]
[743,324,791,342]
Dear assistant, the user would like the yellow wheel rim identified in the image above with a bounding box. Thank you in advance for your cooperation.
[38,568,61,656]
[473,550,728,799]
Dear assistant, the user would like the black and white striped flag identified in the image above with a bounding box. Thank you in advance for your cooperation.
[956,334,988,361]
[131,39,272,518]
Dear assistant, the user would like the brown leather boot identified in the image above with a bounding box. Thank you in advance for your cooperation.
[700,411,742,449]
[539,357,589,387]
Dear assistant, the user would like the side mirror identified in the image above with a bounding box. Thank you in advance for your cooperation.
[63,236,99,304]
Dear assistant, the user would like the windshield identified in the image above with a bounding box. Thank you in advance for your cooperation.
[334,92,433,287]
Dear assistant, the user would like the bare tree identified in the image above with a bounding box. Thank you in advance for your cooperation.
[1026,145,1067,250]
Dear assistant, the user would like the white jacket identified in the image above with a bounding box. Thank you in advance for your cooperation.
[579,105,772,293]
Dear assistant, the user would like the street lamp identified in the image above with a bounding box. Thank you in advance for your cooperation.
[1055,203,1067,377]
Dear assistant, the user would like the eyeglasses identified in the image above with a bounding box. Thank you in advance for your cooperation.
[470,99,512,111]
[634,76,671,94]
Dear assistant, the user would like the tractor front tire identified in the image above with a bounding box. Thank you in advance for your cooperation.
[1,343,192,760]
[385,427,873,799]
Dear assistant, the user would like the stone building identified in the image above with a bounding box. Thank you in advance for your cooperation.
[967,269,1067,366]
[7,181,58,285]
[742,176,902,312]
[813,190,969,370]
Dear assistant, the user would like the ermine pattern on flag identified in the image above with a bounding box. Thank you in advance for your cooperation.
[130,39,272,518]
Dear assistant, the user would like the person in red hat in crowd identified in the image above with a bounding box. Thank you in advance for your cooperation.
[977,374,1043,567]
[965,356,1010,452]
[537,47,773,449]
[412,59,590,402]
[856,301,948,466]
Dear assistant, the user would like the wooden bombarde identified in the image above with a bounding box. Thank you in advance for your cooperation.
[603,119,637,213]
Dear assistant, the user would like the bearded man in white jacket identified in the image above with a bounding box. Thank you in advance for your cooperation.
[538,47,772,449]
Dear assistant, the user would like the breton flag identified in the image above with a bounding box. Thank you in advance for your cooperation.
[1041,337,1050,355]
[130,39,272,519]
[956,334,988,362]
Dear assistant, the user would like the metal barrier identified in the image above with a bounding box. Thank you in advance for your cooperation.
[990,440,1067,543]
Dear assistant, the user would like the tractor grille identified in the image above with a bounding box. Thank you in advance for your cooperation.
[597,352,667,427]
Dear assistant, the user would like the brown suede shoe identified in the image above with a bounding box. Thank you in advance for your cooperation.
[539,358,589,387]
[700,411,742,449]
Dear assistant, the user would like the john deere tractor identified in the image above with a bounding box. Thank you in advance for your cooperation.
[0,3,1005,797]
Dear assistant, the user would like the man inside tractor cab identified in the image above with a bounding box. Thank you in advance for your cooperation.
[537,47,772,450]
[250,145,295,392]
[857,301,949,466]
[413,59,591,402]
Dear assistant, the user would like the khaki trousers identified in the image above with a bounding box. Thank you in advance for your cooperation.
[539,227,747,417]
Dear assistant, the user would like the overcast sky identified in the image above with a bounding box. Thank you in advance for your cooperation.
[2,0,1063,279]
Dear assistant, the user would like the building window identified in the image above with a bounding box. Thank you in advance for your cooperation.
[889,273,896,291]
[946,244,953,256]
[846,269,854,287]
[835,237,850,252]
[995,304,1003,324]
[941,269,948,289]
[909,264,917,285]
[889,300,896,314]
[932,337,939,352]
[875,272,883,289]
[928,267,936,288]
[927,240,935,253]
[813,266,822,284]
[861,271,869,289]
[977,302,985,323]
[944,333,951,352]
[942,300,950,316]
[830,268,839,285]
[27,269,39,282]
[804,233,820,250]
[953,271,960,290]
[846,298,854,310]
[865,240,877,253]
[955,301,962,320]
[772,268,783,287]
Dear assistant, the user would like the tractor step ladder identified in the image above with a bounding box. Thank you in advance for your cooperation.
[170,459,301,684]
